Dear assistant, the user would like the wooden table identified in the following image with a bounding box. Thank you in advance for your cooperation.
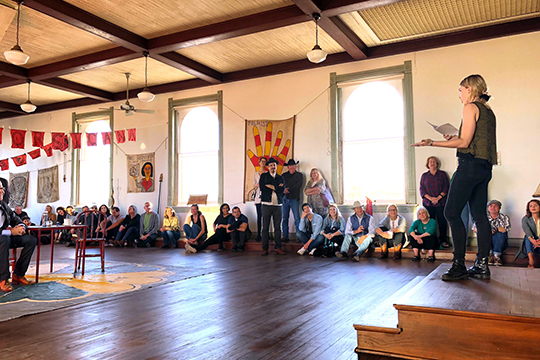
[28,225,87,283]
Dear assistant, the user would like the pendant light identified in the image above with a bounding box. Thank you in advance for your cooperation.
[20,79,36,113]
[4,1,30,66]
[137,52,155,103]
[307,13,327,64]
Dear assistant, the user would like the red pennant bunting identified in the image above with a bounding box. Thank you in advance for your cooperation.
[52,132,65,150]
[102,132,112,145]
[127,128,136,142]
[43,143,53,157]
[0,159,8,171]
[32,131,44,148]
[0,127,3,145]
[115,130,126,143]
[12,154,27,167]
[70,133,82,149]
[11,129,26,149]
[60,134,69,151]
[28,148,41,159]
[86,133,97,146]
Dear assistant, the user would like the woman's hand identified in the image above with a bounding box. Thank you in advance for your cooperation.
[410,139,432,147]
[444,134,458,141]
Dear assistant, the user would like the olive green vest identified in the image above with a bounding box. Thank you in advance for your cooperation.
[457,101,497,165]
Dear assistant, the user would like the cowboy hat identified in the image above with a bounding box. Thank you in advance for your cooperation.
[285,159,299,166]
[351,201,363,209]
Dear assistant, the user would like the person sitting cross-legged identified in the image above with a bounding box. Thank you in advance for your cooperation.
[183,204,208,247]
[296,203,324,256]
[227,207,251,252]
[335,201,376,262]
[409,207,438,262]
[185,203,230,254]
[320,204,346,257]
[115,205,141,247]
[374,204,407,260]
[160,207,181,249]
[138,201,160,248]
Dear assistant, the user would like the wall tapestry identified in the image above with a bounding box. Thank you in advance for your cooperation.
[127,152,155,193]
[37,165,59,203]
[244,117,295,203]
[9,171,29,208]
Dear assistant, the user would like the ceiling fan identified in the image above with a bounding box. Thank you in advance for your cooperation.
[104,73,155,116]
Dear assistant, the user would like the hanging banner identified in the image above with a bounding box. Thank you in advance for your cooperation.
[102,132,112,145]
[115,130,126,143]
[37,165,60,203]
[127,152,155,193]
[127,128,136,142]
[0,127,3,145]
[86,133,97,146]
[32,131,44,148]
[60,134,69,151]
[9,171,29,208]
[12,154,27,167]
[0,159,8,171]
[28,148,41,159]
[51,132,65,150]
[243,117,295,202]
[11,129,26,149]
[43,143,53,157]
[70,133,82,149]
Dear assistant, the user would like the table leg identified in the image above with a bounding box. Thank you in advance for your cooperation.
[50,229,55,273]
[82,228,87,276]
[36,229,41,283]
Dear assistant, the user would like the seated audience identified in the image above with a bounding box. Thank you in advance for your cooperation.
[138,202,160,248]
[473,200,510,266]
[335,201,375,262]
[44,204,57,224]
[21,216,35,227]
[409,207,438,262]
[0,183,37,292]
[374,204,407,260]
[64,206,78,246]
[14,205,28,220]
[54,207,72,244]
[296,203,324,256]
[321,204,345,250]
[95,204,111,237]
[115,205,141,247]
[183,204,208,246]
[227,207,251,252]
[160,206,180,249]
[185,203,231,254]
[516,199,540,268]
[101,206,124,244]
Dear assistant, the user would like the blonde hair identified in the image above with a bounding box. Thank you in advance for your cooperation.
[460,75,490,107]
[308,168,325,186]
[327,203,342,220]
[164,206,176,219]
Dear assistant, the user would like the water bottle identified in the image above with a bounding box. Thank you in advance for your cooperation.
[42,211,48,227]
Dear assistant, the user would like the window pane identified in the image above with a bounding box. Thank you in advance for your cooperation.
[180,107,219,153]
[180,153,218,204]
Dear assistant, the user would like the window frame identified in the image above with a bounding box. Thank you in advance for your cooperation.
[70,107,114,206]
[330,61,416,205]
[168,91,223,211]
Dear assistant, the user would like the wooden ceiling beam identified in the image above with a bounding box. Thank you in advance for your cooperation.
[33,98,103,114]
[29,47,139,80]
[0,77,26,89]
[24,0,147,52]
[321,0,404,17]
[0,111,23,120]
[148,6,309,53]
[292,0,367,59]
[152,52,222,84]
[0,62,28,80]
[35,78,114,101]
[0,100,26,114]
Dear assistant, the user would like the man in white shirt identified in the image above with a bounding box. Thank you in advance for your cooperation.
[336,201,376,262]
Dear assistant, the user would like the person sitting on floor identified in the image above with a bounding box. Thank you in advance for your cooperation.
[320,203,345,257]
[115,205,141,248]
[336,201,376,262]
[94,204,111,238]
[515,199,540,269]
[13,205,28,220]
[0,183,37,292]
[185,203,231,254]
[409,207,438,262]
[473,200,510,266]
[64,205,78,247]
[54,207,72,244]
[296,203,324,256]
[138,202,160,248]
[160,206,181,249]
[21,216,35,227]
[227,207,251,252]
[374,204,407,260]
[101,206,124,245]
[183,204,208,247]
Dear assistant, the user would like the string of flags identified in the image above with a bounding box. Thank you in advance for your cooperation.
[0,127,137,171]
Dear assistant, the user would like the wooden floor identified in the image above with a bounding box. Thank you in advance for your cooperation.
[2,246,441,360]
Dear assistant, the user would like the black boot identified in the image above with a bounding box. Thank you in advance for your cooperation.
[468,257,491,279]
[441,259,469,281]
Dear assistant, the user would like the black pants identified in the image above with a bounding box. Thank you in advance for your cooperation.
[231,229,251,249]
[425,205,448,244]
[0,234,37,281]
[255,203,262,240]
[261,204,282,251]
[194,228,229,251]
[410,234,438,250]
[444,157,492,261]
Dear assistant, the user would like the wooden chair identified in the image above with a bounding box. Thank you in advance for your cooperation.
[74,210,107,276]
[9,248,17,272]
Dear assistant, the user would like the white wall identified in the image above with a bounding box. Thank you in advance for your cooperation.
[1,31,539,239]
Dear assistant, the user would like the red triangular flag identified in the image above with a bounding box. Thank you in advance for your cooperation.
[28,148,41,159]
[115,130,125,143]
[70,133,82,149]
[12,154,27,167]
[0,127,3,145]
[60,134,69,151]
[32,131,44,148]
[43,143,53,157]
[86,133,97,146]
[0,159,8,171]
[11,129,26,149]
[127,128,136,142]
[51,132,65,150]
[365,197,373,216]
[102,132,111,145]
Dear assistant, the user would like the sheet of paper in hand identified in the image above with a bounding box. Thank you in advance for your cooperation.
[427,121,458,136]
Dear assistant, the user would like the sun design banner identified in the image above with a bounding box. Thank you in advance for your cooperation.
[244,117,295,203]
[127,152,155,193]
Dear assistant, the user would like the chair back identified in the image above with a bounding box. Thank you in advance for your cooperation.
[75,209,107,241]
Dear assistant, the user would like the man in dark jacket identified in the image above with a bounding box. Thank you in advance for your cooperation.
[281,159,303,243]
[259,158,285,255]
[0,183,37,292]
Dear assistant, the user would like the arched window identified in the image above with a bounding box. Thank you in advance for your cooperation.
[179,106,219,204]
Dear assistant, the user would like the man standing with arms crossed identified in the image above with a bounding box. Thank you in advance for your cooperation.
[259,158,286,256]
[281,159,303,243]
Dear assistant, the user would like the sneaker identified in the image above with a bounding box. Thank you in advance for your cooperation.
[352,255,360,262]
[441,242,450,248]
[184,243,197,253]
[309,248,316,256]
[297,248,306,256]
[427,256,436,262]
[335,251,348,259]
[411,255,421,261]
[217,248,225,252]
[494,255,503,266]
[231,247,238,252]
[441,260,469,281]
[468,257,491,279]
[488,253,495,265]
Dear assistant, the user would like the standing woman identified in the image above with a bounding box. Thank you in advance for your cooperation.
[304,168,329,218]
[412,75,497,281]
[253,157,267,241]
[419,156,450,248]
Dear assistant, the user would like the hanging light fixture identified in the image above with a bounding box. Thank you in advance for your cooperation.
[307,13,327,64]
[20,79,36,113]
[4,1,29,66]
[137,52,155,103]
